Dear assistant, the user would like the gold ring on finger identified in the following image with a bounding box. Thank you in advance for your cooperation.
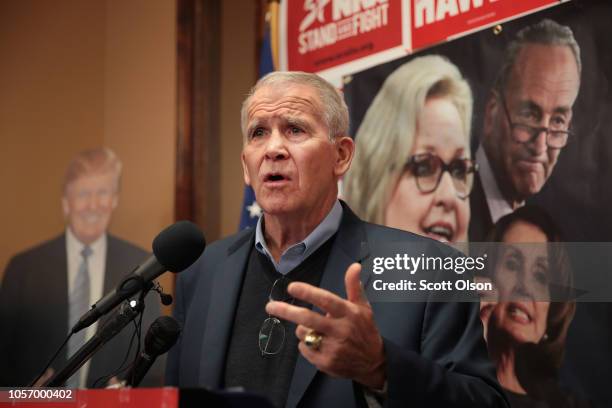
[304,329,323,351]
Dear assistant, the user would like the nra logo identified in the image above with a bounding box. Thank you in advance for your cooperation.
[297,0,390,55]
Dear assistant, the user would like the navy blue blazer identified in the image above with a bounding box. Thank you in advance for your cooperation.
[0,234,163,387]
[166,205,508,407]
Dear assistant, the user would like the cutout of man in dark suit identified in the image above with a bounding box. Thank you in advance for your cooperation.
[0,148,162,387]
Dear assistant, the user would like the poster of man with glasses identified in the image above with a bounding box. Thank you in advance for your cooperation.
[469,19,581,242]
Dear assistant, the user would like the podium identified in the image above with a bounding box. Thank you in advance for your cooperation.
[0,388,274,407]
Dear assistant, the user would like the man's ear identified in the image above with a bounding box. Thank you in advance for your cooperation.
[241,152,251,186]
[483,91,499,141]
[334,136,355,178]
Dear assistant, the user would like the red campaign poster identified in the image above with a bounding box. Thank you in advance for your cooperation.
[280,0,409,83]
[410,0,562,50]
[280,0,568,85]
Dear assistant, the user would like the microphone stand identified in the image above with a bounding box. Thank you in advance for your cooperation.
[44,297,145,387]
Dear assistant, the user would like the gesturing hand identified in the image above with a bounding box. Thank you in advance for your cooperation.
[265,263,386,389]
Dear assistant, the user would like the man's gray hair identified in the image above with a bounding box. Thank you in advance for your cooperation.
[240,71,349,141]
[343,55,473,225]
[495,19,581,92]
[63,147,122,195]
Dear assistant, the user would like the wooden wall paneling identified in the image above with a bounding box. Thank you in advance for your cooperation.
[175,0,221,242]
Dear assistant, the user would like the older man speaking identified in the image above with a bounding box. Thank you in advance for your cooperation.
[166,72,507,407]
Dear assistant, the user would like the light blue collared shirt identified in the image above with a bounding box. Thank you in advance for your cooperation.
[254,200,343,275]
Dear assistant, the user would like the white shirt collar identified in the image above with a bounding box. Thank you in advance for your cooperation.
[476,145,524,224]
[66,227,106,262]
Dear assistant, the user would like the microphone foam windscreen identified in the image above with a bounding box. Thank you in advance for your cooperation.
[144,316,182,356]
[145,316,181,356]
[152,220,206,272]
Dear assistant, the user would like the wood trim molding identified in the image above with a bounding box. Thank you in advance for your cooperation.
[175,0,221,241]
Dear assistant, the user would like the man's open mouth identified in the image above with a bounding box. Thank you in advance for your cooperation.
[263,172,290,183]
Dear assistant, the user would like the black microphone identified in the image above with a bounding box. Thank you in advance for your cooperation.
[72,221,205,334]
[124,316,181,387]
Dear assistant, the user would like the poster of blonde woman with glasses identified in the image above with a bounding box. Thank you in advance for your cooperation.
[343,54,476,244]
